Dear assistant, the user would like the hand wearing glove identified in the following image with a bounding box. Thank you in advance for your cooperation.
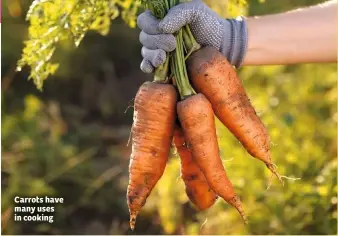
[137,0,248,74]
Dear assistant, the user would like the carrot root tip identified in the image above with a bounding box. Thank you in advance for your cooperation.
[280,175,302,182]
[270,142,278,147]
[129,211,138,230]
[127,127,132,147]
[222,157,234,164]
[176,175,181,183]
[229,196,248,224]
[266,172,274,191]
[266,163,284,186]
[124,104,134,114]
[200,218,208,231]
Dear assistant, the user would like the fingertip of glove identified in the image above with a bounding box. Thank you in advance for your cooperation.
[136,11,147,29]
[154,50,166,67]
[158,20,169,33]
[137,10,157,31]
[158,18,177,34]
[166,35,177,51]
[158,34,176,52]
[140,60,154,74]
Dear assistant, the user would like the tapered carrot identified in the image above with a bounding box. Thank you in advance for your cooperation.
[173,126,218,210]
[177,93,247,223]
[169,28,247,222]
[186,46,282,182]
[127,81,177,230]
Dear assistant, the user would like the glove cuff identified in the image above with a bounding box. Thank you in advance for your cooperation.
[220,16,248,68]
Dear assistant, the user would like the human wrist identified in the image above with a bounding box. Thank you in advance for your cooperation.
[220,16,248,68]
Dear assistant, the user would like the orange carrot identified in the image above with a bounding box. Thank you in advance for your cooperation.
[187,46,281,182]
[127,81,177,230]
[177,93,247,223]
[173,126,218,210]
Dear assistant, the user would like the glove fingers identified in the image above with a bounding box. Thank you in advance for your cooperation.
[139,31,176,52]
[159,2,196,34]
[141,47,166,67]
[137,10,161,35]
[140,59,154,74]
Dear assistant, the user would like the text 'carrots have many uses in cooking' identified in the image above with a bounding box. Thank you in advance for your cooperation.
[127,0,284,230]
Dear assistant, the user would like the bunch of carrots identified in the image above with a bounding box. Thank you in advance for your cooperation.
[127,0,283,230]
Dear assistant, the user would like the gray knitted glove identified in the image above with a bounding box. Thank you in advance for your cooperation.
[137,0,248,73]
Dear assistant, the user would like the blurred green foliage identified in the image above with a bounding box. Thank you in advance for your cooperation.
[2,0,337,235]
[17,0,141,89]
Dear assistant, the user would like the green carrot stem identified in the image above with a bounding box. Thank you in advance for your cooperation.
[183,25,201,60]
[170,0,177,8]
[182,28,192,53]
[153,57,169,83]
[172,30,195,100]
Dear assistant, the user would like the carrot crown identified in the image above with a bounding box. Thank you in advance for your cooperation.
[141,0,201,99]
